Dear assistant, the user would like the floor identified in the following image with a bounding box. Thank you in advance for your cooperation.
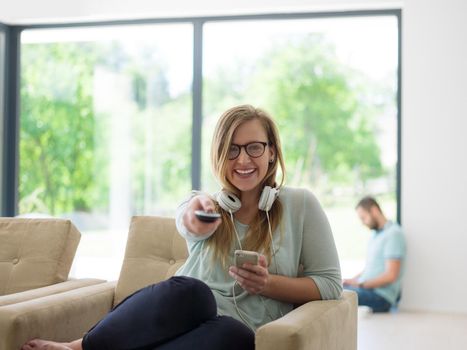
[358,307,467,349]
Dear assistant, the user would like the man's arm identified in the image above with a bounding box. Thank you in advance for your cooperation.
[360,259,401,289]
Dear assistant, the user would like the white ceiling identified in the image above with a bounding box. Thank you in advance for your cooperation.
[0,0,402,25]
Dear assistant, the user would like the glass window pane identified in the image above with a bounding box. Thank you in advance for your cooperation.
[20,24,193,279]
[202,17,399,277]
[0,28,4,214]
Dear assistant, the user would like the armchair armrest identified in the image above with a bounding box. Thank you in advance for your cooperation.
[0,281,116,350]
[255,291,357,350]
[0,278,106,307]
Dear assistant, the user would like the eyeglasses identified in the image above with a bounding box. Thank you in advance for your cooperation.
[228,141,269,160]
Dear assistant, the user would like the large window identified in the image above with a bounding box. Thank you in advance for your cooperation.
[20,24,193,279]
[16,13,400,279]
[202,16,399,277]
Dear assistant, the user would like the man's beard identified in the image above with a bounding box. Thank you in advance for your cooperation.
[369,217,379,230]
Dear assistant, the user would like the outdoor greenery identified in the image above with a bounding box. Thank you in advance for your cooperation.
[261,36,385,188]
[20,43,98,214]
[20,32,396,230]
[203,33,394,205]
[20,41,192,216]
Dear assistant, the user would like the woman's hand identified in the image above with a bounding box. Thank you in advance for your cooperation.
[229,255,269,295]
[183,195,222,236]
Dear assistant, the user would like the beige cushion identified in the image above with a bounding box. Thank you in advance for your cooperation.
[0,278,105,307]
[114,216,188,306]
[0,218,80,295]
[0,282,116,350]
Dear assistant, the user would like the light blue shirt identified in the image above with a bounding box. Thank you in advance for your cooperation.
[359,221,406,305]
[175,186,342,330]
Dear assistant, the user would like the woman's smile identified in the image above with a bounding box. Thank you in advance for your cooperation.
[234,168,256,178]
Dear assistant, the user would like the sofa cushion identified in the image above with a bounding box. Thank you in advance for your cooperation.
[0,278,105,307]
[114,216,188,306]
[0,218,81,296]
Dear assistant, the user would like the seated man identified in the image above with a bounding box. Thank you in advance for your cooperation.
[343,196,406,313]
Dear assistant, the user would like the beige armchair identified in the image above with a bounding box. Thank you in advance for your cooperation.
[2,216,357,350]
[0,218,106,349]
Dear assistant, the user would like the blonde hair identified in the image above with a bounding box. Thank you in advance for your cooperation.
[208,104,286,268]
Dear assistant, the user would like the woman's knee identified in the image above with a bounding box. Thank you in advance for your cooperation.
[167,276,214,301]
[167,276,211,296]
[210,316,255,350]
[114,276,216,323]
[157,276,217,318]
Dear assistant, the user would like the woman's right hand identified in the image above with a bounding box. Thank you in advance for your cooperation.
[183,195,222,236]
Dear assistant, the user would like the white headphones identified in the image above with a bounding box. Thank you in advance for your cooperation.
[216,186,280,213]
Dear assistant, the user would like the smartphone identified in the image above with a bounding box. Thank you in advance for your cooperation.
[194,210,221,223]
[234,250,259,268]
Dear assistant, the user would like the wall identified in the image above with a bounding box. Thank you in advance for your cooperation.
[401,0,467,313]
[0,0,402,24]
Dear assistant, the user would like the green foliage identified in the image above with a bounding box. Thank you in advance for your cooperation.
[20,31,394,218]
[20,43,98,214]
[20,40,192,216]
[204,34,391,196]
[260,35,385,188]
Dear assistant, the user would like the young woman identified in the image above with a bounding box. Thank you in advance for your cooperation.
[22,105,342,350]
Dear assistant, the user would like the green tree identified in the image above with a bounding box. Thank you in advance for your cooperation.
[20,39,192,217]
[203,33,391,197]
[254,35,384,190]
[20,43,98,214]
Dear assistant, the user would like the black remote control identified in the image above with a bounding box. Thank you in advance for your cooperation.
[194,210,221,223]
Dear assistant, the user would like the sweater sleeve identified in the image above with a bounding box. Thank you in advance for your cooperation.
[299,190,343,300]
[175,197,216,243]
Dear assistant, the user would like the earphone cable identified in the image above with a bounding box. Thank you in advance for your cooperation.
[232,282,256,330]
[265,210,279,275]
[265,209,283,317]
[230,209,243,250]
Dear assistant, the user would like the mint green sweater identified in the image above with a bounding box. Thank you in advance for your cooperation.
[175,186,342,330]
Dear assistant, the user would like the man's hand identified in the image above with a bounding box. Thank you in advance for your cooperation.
[343,278,360,287]
[183,195,221,236]
[358,259,401,289]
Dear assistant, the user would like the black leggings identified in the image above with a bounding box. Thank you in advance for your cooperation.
[82,276,255,350]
